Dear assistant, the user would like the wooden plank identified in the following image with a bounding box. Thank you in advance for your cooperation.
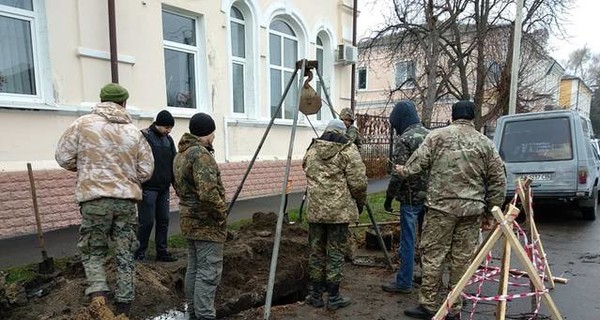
[507,269,568,284]
[433,205,520,320]
[496,238,511,320]
[491,207,563,320]
[517,178,556,289]
[516,178,541,312]
[348,221,398,228]
[531,218,556,288]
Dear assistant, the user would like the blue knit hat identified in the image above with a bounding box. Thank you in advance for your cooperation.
[325,119,347,135]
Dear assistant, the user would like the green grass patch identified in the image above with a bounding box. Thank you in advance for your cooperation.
[230,191,396,228]
[2,256,76,285]
[166,234,187,248]
[3,265,36,284]
[227,218,252,231]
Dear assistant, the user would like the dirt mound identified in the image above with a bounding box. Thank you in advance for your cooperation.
[1,212,309,319]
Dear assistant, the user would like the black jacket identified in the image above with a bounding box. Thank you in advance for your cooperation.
[141,125,176,191]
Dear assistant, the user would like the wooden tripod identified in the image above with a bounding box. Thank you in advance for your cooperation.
[432,199,563,320]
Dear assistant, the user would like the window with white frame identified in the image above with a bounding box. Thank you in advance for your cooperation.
[162,10,199,109]
[269,19,298,120]
[485,60,502,85]
[357,67,367,90]
[315,35,324,120]
[395,60,415,88]
[230,6,245,114]
[0,0,39,97]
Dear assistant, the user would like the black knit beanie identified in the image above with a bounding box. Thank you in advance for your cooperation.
[189,113,216,137]
[155,110,175,127]
[451,100,476,121]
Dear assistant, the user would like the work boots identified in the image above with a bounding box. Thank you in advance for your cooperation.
[89,291,107,301]
[305,281,325,308]
[326,283,351,310]
[115,302,131,317]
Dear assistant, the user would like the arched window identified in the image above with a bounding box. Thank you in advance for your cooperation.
[315,35,324,120]
[269,19,298,119]
[230,6,246,114]
[314,31,333,121]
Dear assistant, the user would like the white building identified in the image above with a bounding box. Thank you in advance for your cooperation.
[0,0,356,238]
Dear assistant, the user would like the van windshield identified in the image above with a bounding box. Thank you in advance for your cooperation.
[499,117,572,162]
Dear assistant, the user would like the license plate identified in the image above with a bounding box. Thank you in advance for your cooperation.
[522,173,552,181]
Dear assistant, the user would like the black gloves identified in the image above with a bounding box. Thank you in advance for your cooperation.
[384,197,394,212]
[357,203,365,215]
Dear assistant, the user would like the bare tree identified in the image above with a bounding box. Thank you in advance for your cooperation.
[361,0,468,126]
[360,0,572,128]
[566,46,600,87]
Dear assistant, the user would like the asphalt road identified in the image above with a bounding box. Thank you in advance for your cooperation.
[465,204,600,320]
[524,204,600,319]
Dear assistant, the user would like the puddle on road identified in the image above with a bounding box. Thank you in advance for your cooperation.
[579,252,600,264]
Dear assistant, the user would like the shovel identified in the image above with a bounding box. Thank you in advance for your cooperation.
[27,163,55,274]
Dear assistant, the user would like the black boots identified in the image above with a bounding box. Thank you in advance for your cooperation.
[306,282,352,310]
[404,305,434,319]
[115,302,131,317]
[156,252,178,262]
[305,281,325,307]
[326,283,351,310]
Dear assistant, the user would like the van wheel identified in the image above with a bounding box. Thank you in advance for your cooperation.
[582,187,598,221]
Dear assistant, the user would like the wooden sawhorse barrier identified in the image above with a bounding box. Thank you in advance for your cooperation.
[432,185,564,320]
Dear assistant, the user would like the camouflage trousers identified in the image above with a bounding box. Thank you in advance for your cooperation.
[419,209,481,314]
[78,198,139,303]
[308,223,348,284]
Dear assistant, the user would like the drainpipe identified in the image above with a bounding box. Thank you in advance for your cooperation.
[350,0,357,112]
[108,0,119,83]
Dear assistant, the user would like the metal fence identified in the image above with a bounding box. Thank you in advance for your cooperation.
[356,114,391,178]
[356,115,454,178]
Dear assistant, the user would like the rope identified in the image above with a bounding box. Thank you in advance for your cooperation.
[452,181,549,320]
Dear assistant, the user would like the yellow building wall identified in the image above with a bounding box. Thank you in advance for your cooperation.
[559,79,573,109]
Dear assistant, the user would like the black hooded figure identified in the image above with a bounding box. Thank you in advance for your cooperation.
[389,100,421,135]
[381,100,431,295]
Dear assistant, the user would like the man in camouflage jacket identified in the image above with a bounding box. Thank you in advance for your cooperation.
[382,100,430,294]
[173,112,226,320]
[340,107,362,148]
[396,101,506,319]
[55,83,154,316]
[303,119,367,310]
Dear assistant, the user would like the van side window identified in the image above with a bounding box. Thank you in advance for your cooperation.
[499,117,572,162]
[581,116,591,138]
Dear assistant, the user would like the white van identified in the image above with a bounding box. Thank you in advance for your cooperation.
[493,110,599,220]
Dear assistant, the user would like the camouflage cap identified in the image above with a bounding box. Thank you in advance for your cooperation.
[339,108,355,121]
[99,83,129,103]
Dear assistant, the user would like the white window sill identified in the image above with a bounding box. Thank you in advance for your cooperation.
[0,101,152,120]
[225,117,328,129]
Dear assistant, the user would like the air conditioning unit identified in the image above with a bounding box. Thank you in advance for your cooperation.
[336,44,358,65]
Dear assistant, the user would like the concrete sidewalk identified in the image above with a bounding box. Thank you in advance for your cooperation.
[0,178,389,269]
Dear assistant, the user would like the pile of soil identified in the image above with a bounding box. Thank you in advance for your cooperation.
[1,212,310,320]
